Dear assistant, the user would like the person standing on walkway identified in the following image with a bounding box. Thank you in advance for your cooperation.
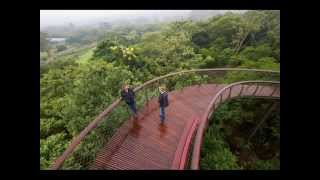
[121,84,138,119]
[158,86,169,124]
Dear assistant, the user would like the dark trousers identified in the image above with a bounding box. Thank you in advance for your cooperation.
[127,102,137,115]
[160,106,165,122]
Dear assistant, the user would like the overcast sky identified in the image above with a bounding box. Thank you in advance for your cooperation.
[40,10,193,29]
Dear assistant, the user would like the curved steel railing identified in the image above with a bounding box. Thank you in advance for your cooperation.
[48,68,279,170]
[190,80,280,169]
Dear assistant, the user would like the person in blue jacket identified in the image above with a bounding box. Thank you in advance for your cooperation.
[121,84,138,119]
[158,86,169,124]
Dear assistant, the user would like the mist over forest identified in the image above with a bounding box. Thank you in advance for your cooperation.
[41,10,245,36]
[40,10,279,170]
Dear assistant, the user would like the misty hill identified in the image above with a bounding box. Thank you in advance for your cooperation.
[188,10,247,21]
[41,10,246,37]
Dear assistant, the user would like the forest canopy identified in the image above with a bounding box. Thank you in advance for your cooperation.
[40,10,280,169]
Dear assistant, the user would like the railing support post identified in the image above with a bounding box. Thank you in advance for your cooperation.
[239,84,244,96]
[270,86,279,97]
[252,84,259,96]
[228,86,232,99]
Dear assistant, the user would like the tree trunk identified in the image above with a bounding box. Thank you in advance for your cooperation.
[248,102,278,143]
[235,32,249,54]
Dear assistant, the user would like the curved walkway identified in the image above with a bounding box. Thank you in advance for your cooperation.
[90,84,279,170]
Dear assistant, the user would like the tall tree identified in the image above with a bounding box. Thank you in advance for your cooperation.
[232,11,264,54]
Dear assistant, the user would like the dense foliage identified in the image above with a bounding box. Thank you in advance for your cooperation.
[40,10,280,169]
[40,32,49,52]
[200,99,280,170]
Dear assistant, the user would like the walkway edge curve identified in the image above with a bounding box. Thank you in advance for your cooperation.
[190,80,280,169]
[49,69,279,170]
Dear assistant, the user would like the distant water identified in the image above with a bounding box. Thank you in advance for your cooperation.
[47,38,66,42]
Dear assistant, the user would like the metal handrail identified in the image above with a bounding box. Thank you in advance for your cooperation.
[48,68,279,170]
[190,80,280,170]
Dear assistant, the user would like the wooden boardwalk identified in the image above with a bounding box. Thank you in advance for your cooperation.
[90,84,279,170]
